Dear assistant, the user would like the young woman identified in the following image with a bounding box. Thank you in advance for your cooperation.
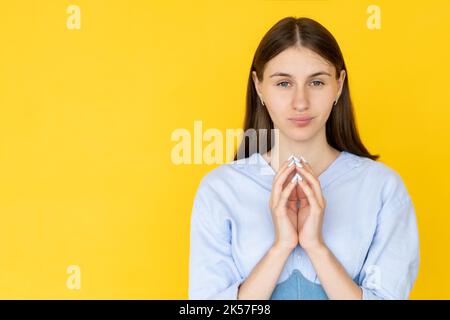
[188,17,419,300]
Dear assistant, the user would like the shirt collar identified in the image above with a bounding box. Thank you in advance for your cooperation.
[233,150,364,190]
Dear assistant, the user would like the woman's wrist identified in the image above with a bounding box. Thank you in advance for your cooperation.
[303,241,329,257]
[271,242,296,255]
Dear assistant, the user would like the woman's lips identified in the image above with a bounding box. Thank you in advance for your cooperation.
[289,116,314,127]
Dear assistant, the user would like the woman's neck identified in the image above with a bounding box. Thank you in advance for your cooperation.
[262,138,341,177]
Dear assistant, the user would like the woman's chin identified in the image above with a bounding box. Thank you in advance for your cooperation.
[287,129,315,141]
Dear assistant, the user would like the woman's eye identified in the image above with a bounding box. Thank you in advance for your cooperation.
[276,81,291,88]
[311,80,324,87]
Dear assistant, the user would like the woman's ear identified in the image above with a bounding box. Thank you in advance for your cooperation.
[252,71,262,96]
[336,69,346,100]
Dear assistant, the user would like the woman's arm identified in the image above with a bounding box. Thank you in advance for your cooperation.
[306,244,362,300]
[239,158,304,299]
[295,161,419,300]
[295,161,362,299]
[237,244,293,300]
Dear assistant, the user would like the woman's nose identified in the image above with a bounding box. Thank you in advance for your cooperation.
[293,87,309,111]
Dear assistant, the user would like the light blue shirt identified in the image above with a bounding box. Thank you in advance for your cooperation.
[188,151,420,299]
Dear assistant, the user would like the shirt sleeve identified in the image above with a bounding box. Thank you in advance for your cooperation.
[358,171,420,300]
[188,179,245,300]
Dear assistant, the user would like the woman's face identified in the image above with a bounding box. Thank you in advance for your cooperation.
[252,45,346,141]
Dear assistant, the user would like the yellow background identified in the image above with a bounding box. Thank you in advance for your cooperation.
[0,0,449,299]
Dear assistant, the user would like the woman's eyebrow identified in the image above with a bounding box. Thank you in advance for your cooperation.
[269,71,332,78]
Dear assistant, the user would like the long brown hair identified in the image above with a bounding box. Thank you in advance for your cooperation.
[234,17,379,161]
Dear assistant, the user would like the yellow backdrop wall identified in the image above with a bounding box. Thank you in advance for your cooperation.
[0,0,449,299]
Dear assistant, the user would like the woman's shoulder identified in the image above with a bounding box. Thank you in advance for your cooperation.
[191,155,261,218]
[345,151,412,205]
[196,153,262,189]
[344,151,398,176]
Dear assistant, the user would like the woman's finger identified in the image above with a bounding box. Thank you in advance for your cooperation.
[277,178,298,212]
[271,160,296,208]
[300,157,315,176]
[287,173,299,201]
[296,180,307,201]
[295,166,325,208]
[273,159,291,183]
[297,178,322,212]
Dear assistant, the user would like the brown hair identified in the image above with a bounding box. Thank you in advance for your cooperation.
[234,17,379,161]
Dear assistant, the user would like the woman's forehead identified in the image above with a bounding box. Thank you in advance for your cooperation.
[264,46,334,78]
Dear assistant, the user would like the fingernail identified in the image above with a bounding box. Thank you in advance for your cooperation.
[291,173,302,184]
[288,160,295,167]
[300,156,308,164]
